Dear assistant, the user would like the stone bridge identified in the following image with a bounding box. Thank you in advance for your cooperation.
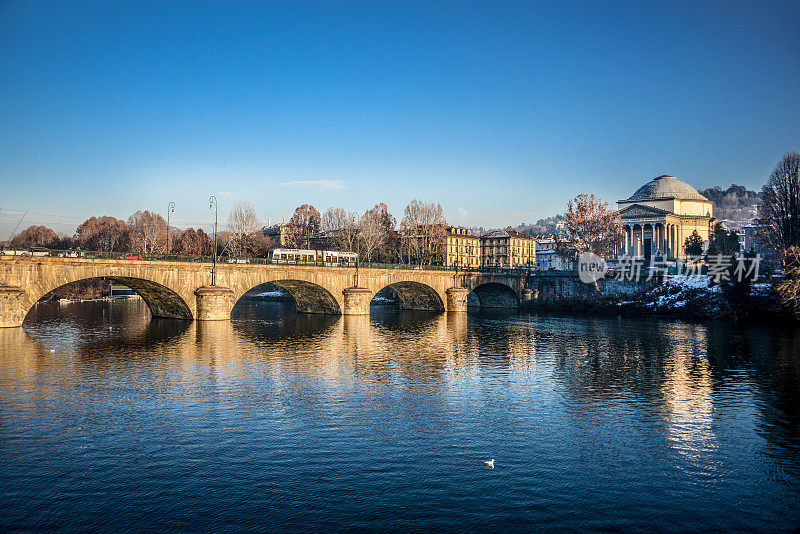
[0,257,531,327]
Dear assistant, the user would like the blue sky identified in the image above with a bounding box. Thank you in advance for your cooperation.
[1,1,798,236]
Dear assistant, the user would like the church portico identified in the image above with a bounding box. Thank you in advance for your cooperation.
[621,213,683,259]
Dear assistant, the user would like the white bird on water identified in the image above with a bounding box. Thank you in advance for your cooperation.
[484,459,495,469]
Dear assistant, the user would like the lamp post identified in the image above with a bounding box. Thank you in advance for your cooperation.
[209,195,218,286]
[352,211,360,287]
[166,201,175,255]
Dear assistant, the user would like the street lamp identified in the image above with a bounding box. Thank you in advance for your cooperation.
[166,201,175,255]
[209,195,218,286]
[352,211,360,287]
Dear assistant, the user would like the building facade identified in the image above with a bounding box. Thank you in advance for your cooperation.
[533,235,574,270]
[444,227,481,268]
[262,223,290,247]
[617,175,715,260]
[480,229,536,268]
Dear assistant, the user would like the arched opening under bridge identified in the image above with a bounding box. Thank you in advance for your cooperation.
[469,282,519,309]
[369,281,445,312]
[24,277,193,324]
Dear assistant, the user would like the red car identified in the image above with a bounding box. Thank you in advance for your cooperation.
[119,254,143,260]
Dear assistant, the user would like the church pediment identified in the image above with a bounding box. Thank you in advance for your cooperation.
[618,204,669,218]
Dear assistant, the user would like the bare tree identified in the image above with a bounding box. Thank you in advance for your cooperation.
[560,194,623,259]
[249,232,278,257]
[75,216,131,252]
[54,232,76,249]
[399,200,447,266]
[776,246,800,318]
[285,204,321,249]
[174,228,214,256]
[128,210,168,254]
[11,225,59,248]
[757,151,800,264]
[227,200,261,257]
[359,203,396,262]
[321,207,358,252]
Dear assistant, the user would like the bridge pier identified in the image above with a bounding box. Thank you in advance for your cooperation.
[342,287,372,315]
[194,286,234,321]
[0,285,25,328]
[521,288,536,304]
[445,287,469,312]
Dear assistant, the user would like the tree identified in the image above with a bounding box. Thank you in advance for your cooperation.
[684,230,704,257]
[399,200,447,266]
[226,200,261,257]
[775,246,800,318]
[706,223,740,256]
[285,204,320,249]
[321,207,358,252]
[75,216,130,252]
[757,151,800,264]
[359,203,396,262]
[127,210,167,254]
[173,228,214,256]
[53,233,76,250]
[561,194,623,258]
[10,225,58,248]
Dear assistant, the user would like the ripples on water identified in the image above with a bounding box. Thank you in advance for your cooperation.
[1,299,799,531]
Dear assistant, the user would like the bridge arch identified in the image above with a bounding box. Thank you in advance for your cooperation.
[23,276,193,323]
[234,279,342,315]
[373,281,445,312]
[469,282,519,309]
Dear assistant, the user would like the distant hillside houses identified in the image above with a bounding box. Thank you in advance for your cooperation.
[696,184,760,230]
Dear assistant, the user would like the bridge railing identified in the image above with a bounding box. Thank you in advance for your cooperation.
[0,247,534,274]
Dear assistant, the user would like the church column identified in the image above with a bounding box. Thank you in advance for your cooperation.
[626,225,632,255]
[666,224,672,259]
[623,225,629,255]
[674,224,678,258]
[668,224,673,259]
[629,224,635,257]
[672,224,677,259]
[655,224,660,255]
[640,224,645,258]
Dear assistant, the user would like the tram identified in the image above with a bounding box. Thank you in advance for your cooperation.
[267,248,358,267]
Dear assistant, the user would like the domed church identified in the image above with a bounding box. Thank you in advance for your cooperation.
[617,175,715,259]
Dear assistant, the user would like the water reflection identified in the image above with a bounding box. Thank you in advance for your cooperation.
[2,299,799,531]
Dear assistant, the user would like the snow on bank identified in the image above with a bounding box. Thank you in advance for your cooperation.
[662,275,721,292]
[619,275,771,315]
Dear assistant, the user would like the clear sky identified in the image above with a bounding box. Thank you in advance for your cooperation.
[1,0,798,236]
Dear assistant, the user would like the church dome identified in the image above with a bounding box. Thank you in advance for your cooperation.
[627,175,709,201]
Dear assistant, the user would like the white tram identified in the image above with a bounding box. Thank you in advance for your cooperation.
[268,248,358,267]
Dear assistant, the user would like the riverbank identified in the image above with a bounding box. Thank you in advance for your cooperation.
[523,275,793,323]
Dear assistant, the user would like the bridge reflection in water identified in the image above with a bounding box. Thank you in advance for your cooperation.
[2,299,800,531]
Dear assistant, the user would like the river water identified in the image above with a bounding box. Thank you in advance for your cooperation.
[1,298,799,531]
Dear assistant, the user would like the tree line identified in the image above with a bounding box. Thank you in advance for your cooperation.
[6,211,214,256]
[269,199,448,265]
[3,199,450,265]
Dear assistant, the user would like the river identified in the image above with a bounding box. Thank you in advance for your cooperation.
[1,298,799,531]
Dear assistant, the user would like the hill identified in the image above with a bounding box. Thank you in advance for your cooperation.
[698,184,760,229]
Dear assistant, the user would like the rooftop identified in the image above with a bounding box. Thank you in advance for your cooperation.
[482,229,534,240]
[624,175,709,202]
